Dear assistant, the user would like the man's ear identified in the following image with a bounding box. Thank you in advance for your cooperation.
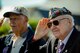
[26,17,28,22]
[68,18,72,25]
[25,16,28,22]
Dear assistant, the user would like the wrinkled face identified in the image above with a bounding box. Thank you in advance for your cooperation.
[9,13,28,33]
[48,15,72,40]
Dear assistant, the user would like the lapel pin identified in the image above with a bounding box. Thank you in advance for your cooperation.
[64,50,68,53]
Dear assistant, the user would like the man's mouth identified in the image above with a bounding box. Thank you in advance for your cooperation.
[52,29,59,32]
[11,26,16,27]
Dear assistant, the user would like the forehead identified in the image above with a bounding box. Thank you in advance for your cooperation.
[10,13,20,16]
[9,13,24,19]
[50,15,66,21]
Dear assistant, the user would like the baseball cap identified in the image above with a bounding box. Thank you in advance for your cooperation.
[49,7,72,19]
[3,7,29,18]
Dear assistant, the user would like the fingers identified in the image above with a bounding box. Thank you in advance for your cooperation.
[0,17,5,26]
[38,18,49,27]
[33,18,50,40]
[36,18,50,30]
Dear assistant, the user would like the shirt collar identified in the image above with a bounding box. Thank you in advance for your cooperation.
[59,28,74,45]
[11,30,28,41]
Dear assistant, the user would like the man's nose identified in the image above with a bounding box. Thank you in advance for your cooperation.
[10,20,15,24]
[50,25,57,30]
[10,19,15,22]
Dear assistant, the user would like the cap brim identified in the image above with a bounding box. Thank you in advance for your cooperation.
[3,11,21,18]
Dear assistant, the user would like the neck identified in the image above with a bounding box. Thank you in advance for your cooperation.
[60,27,73,41]
[13,27,28,37]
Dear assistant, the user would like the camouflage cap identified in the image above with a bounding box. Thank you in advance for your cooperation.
[3,7,29,18]
[49,7,72,19]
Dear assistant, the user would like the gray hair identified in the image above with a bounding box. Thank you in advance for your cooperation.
[64,15,75,26]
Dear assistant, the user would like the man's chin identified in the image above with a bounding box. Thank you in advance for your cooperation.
[12,28,18,32]
[53,32,60,38]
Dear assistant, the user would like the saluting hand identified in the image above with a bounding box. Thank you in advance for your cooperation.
[0,18,5,27]
[33,18,50,40]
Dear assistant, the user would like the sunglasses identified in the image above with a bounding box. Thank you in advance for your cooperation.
[47,18,68,28]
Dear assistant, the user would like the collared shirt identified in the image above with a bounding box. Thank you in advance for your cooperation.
[58,28,74,50]
[10,31,28,53]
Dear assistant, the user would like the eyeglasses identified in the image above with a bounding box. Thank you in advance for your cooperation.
[47,18,68,28]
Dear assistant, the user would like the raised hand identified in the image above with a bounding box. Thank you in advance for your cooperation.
[0,17,5,27]
[33,18,50,40]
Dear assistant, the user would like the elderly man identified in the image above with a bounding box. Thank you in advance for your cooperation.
[33,7,80,53]
[0,7,45,53]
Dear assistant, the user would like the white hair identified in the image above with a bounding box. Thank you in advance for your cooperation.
[64,15,75,26]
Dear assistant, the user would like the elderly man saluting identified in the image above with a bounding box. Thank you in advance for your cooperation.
[33,7,80,53]
[0,7,46,53]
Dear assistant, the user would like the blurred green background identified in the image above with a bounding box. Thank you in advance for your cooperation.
[0,18,40,37]
[0,21,10,37]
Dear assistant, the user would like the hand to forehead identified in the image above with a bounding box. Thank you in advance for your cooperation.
[38,18,50,28]
[33,18,50,40]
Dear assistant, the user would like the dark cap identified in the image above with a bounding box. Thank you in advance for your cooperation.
[49,7,72,19]
[3,7,29,18]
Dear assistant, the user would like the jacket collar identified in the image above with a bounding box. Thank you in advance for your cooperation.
[62,27,79,52]
[23,27,34,45]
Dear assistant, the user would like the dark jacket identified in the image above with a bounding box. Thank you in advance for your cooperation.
[41,27,80,53]
[0,27,46,53]
[53,27,80,53]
